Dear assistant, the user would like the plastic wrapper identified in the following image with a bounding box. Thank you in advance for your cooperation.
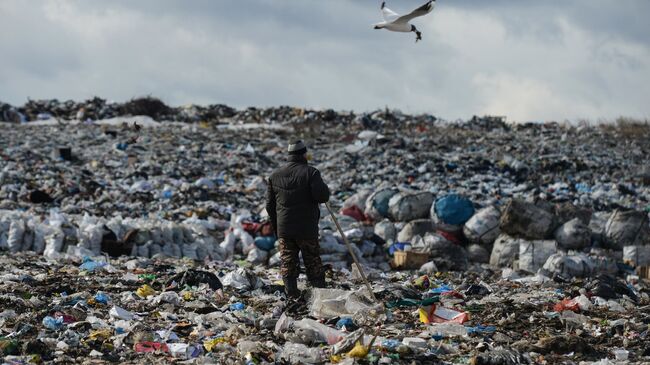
[309,288,383,319]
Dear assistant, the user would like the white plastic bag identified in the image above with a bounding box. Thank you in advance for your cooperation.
[464,206,501,245]
[519,240,557,273]
[7,219,25,253]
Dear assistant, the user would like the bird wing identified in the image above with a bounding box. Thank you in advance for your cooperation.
[380,2,400,22]
[394,0,435,24]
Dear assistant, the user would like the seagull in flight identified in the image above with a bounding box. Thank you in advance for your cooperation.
[373,0,436,42]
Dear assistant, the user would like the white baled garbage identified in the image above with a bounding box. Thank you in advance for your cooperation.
[464,206,501,245]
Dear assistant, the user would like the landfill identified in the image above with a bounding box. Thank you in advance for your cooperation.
[1,98,650,364]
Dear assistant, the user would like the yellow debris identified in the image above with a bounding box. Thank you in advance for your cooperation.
[203,337,227,352]
[136,284,156,298]
[88,329,112,341]
[418,307,431,324]
[347,341,369,358]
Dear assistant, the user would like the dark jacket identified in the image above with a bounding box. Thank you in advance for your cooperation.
[266,155,330,239]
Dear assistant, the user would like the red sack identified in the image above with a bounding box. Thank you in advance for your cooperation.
[341,205,367,222]
[436,229,463,245]
[241,222,260,236]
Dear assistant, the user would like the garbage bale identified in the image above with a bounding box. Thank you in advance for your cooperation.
[464,206,501,245]
[7,219,25,253]
[542,253,594,278]
[397,219,435,243]
[589,211,611,247]
[554,218,592,250]
[489,234,519,268]
[467,244,490,264]
[519,240,557,273]
[500,199,557,240]
[388,191,434,222]
[433,194,475,226]
[623,246,650,267]
[604,209,650,250]
[364,188,398,220]
[374,219,396,243]
[342,190,371,210]
[554,202,592,225]
[424,233,468,271]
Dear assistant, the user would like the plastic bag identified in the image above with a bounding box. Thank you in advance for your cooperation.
[542,253,594,278]
[364,188,398,220]
[500,199,557,240]
[489,234,520,268]
[309,288,382,319]
[374,219,396,243]
[464,206,501,245]
[519,239,557,273]
[389,191,434,222]
[279,343,325,364]
[43,227,64,259]
[554,218,591,250]
[434,194,475,226]
[78,214,104,254]
[604,209,649,249]
[623,245,650,266]
[397,219,435,243]
[7,219,25,253]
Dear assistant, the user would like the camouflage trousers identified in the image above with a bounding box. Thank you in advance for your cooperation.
[279,238,324,285]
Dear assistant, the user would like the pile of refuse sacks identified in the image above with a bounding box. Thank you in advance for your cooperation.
[1,101,650,363]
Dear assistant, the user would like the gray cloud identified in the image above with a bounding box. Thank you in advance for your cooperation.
[0,0,648,122]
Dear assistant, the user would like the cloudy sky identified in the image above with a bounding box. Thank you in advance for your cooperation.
[1,0,649,122]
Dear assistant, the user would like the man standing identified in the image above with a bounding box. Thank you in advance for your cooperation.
[266,140,330,298]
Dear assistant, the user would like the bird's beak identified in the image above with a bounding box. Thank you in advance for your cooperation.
[374,26,381,29]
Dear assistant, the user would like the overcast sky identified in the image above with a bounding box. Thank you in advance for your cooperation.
[1,0,649,122]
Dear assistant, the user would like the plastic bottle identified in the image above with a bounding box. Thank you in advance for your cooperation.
[428,323,467,339]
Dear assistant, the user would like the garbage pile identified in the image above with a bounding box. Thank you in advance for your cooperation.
[1,101,650,363]
[0,252,647,364]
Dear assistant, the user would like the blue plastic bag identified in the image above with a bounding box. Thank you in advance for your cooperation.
[388,242,411,256]
[434,194,475,225]
[229,302,245,311]
[79,257,106,272]
[335,317,356,330]
[94,292,110,304]
[42,316,64,330]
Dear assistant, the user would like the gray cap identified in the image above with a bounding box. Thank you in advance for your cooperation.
[287,140,307,155]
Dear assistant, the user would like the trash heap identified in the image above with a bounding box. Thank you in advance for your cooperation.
[1,101,650,363]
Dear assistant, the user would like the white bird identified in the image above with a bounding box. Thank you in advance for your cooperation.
[373,0,436,42]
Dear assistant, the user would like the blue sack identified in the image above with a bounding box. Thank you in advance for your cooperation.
[434,194,475,225]
[254,236,276,251]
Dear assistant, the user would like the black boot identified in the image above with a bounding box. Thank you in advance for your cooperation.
[284,277,300,298]
[309,274,327,289]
